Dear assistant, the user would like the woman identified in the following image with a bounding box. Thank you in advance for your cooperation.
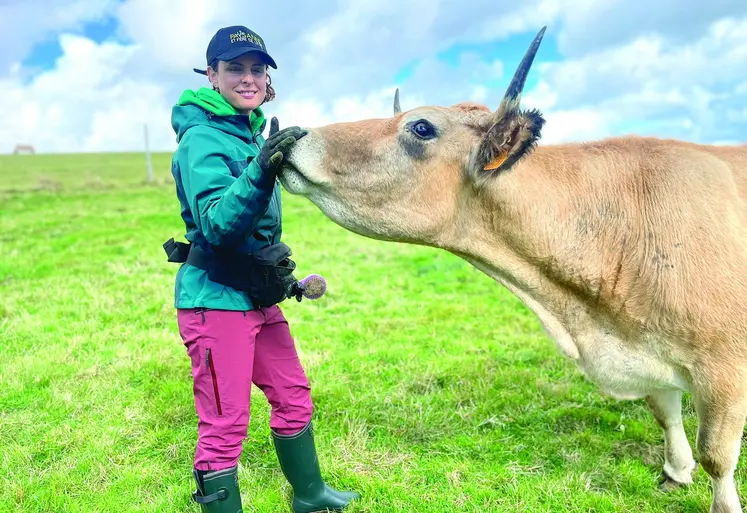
[166,25,360,512]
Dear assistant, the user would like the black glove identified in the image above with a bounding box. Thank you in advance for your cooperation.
[254,117,308,174]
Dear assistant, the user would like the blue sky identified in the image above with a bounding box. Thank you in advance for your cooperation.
[22,15,122,72]
[393,33,563,91]
[1,0,746,154]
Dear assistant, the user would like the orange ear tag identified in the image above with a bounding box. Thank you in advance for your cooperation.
[483,152,508,171]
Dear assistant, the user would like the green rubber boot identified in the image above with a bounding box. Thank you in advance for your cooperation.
[272,422,360,513]
[191,465,244,513]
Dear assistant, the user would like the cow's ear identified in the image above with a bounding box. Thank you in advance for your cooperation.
[471,107,545,177]
[468,26,547,182]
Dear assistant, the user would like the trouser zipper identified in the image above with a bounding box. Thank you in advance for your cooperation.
[205,348,222,416]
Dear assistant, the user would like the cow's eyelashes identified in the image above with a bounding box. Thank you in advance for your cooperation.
[407,119,438,140]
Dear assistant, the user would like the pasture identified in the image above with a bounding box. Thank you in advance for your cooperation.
[0,152,737,512]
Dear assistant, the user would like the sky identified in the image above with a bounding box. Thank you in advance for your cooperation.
[1,0,746,154]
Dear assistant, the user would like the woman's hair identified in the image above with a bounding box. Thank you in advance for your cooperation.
[264,73,275,104]
[209,59,276,105]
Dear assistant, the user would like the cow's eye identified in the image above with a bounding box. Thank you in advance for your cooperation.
[408,119,437,140]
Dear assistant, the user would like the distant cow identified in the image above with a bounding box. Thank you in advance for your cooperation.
[277,26,747,513]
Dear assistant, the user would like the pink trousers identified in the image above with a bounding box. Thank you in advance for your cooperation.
[177,305,314,471]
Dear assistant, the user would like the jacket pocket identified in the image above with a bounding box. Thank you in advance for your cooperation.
[195,308,213,324]
[205,348,223,416]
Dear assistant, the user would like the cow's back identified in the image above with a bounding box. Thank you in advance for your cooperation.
[518,136,747,354]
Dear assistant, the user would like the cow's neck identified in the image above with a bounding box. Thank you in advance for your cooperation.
[437,173,640,358]
[443,230,589,359]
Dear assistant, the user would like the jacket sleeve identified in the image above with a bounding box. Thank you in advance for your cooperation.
[178,127,275,248]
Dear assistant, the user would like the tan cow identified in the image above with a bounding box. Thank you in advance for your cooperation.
[277,26,747,513]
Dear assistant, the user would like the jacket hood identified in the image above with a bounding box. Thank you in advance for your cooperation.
[171,87,266,143]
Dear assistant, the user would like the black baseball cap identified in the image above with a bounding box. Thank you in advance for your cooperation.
[193,25,277,75]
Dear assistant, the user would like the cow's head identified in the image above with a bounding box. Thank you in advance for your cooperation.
[278,27,547,246]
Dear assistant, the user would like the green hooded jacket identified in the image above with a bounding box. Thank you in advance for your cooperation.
[169,87,282,311]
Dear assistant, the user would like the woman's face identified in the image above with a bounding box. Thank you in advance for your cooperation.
[208,53,267,114]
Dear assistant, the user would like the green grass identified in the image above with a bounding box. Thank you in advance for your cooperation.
[0,152,738,512]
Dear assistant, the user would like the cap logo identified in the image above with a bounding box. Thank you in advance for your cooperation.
[229,30,264,49]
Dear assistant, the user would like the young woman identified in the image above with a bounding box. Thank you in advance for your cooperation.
[166,25,360,513]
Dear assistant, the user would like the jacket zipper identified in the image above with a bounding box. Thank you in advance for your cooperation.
[270,189,280,241]
[205,348,222,416]
[253,131,281,241]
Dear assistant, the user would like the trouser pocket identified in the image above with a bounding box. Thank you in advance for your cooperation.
[205,347,223,416]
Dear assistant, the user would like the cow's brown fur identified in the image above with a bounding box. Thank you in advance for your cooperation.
[277,31,747,512]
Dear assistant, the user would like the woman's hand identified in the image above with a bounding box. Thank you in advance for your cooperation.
[255,117,308,176]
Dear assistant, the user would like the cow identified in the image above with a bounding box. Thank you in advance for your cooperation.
[276,25,747,512]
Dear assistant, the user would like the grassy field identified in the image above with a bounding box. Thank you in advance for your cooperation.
[0,152,738,512]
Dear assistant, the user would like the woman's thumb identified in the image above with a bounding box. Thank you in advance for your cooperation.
[269,117,279,136]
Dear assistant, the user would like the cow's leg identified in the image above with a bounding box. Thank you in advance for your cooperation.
[693,379,747,513]
[645,389,697,489]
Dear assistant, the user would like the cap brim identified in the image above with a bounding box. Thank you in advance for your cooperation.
[216,46,277,69]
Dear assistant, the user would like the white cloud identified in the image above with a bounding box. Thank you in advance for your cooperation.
[536,109,615,144]
[526,15,747,143]
[539,18,747,110]
[115,0,228,75]
[254,87,429,132]
[469,86,489,104]
[0,34,172,154]
[472,0,565,42]
[0,0,117,74]
[556,0,747,57]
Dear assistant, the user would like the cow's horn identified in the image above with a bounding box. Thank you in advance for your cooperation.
[500,26,547,107]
